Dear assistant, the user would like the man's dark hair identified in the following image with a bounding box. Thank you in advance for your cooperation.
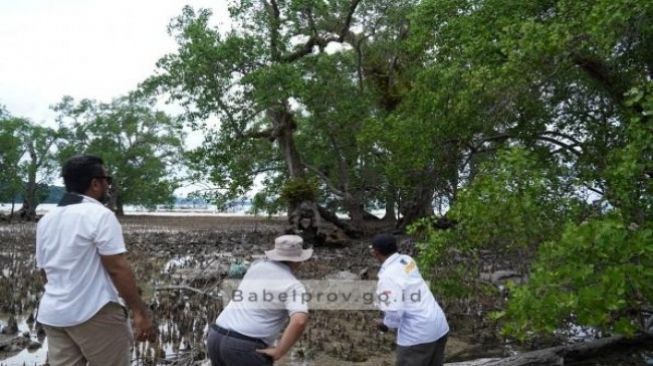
[62,155,105,194]
[371,234,398,256]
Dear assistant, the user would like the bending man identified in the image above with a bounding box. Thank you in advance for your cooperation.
[372,233,449,366]
[208,235,311,365]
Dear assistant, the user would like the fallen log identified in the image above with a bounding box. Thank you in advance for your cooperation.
[445,334,653,366]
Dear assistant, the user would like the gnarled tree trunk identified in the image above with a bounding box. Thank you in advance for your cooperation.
[17,178,37,221]
[398,184,434,229]
[382,188,397,224]
[270,107,353,244]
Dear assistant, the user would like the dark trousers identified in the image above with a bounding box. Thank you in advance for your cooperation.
[207,327,273,366]
[396,334,448,366]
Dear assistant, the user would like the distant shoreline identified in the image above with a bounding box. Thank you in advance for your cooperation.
[0,203,261,217]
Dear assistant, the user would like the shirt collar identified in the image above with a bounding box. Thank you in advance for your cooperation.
[268,259,292,272]
[380,252,401,272]
[79,194,103,206]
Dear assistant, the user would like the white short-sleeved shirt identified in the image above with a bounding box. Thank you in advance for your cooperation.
[216,260,308,345]
[36,194,126,327]
[376,253,449,346]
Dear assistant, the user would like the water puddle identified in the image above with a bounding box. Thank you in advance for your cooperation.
[0,313,46,366]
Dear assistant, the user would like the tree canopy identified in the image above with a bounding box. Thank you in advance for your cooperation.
[0,0,650,344]
[0,109,59,220]
[54,94,186,215]
[406,0,652,339]
[148,0,652,339]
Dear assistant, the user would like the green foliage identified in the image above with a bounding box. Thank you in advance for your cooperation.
[249,174,286,216]
[0,112,59,216]
[280,176,318,207]
[406,0,653,340]
[144,0,652,342]
[0,115,27,203]
[411,149,583,300]
[149,1,426,221]
[500,83,653,340]
[607,83,653,224]
[503,214,653,339]
[54,94,185,213]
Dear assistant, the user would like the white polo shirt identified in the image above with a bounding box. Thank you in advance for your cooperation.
[36,194,126,327]
[376,253,449,346]
[216,260,308,345]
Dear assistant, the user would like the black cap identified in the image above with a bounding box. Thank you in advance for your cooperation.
[371,234,398,256]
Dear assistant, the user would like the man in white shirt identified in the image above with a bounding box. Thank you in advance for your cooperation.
[208,235,311,365]
[372,234,449,366]
[36,155,156,366]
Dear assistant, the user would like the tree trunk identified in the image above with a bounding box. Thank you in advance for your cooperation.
[382,188,397,223]
[398,184,434,229]
[270,107,354,243]
[287,201,346,245]
[17,178,37,221]
[107,182,125,216]
[17,198,36,221]
[9,199,15,222]
[272,108,305,216]
[116,195,125,217]
[317,205,361,238]
[344,195,365,229]
[273,109,303,179]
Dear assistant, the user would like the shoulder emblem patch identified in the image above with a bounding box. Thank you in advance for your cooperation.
[404,261,416,273]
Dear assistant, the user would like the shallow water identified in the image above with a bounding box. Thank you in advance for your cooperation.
[0,314,45,366]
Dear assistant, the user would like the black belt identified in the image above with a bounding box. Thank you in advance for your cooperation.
[211,324,267,346]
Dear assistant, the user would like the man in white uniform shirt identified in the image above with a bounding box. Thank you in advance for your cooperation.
[35,155,156,366]
[372,234,449,366]
[208,235,311,365]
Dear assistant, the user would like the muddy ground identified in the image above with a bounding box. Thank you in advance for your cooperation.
[0,216,491,365]
[1,216,651,365]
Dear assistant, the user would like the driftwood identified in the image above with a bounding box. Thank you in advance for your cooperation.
[445,334,653,366]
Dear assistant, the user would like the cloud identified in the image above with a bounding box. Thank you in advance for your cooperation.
[0,0,229,124]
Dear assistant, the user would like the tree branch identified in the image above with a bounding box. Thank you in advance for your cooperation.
[305,164,345,197]
[281,0,362,63]
[338,0,361,42]
[265,0,282,61]
[539,130,583,146]
[238,128,275,140]
[251,165,284,175]
[535,136,582,157]
[282,37,320,63]
[584,184,605,196]
[327,133,350,194]
[571,53,640,113]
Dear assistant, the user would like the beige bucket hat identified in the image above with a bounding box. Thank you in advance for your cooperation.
[265,235,313,262]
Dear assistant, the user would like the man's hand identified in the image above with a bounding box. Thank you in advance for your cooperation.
[256,347,281,361]
[133,309,157,342]
[376,319,389,332]
[101,254,157,342]
[257,312,308,361]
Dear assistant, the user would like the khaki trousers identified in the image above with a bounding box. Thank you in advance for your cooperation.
[43,302,133,366]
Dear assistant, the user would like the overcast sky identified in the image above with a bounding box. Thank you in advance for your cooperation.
[0,0,228,132]
[0,0,232,195]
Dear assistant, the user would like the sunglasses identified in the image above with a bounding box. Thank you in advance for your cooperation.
[94,176,113,185]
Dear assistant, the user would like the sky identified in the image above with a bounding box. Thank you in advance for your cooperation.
[0,0,229,140]
[0,0,232,195]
